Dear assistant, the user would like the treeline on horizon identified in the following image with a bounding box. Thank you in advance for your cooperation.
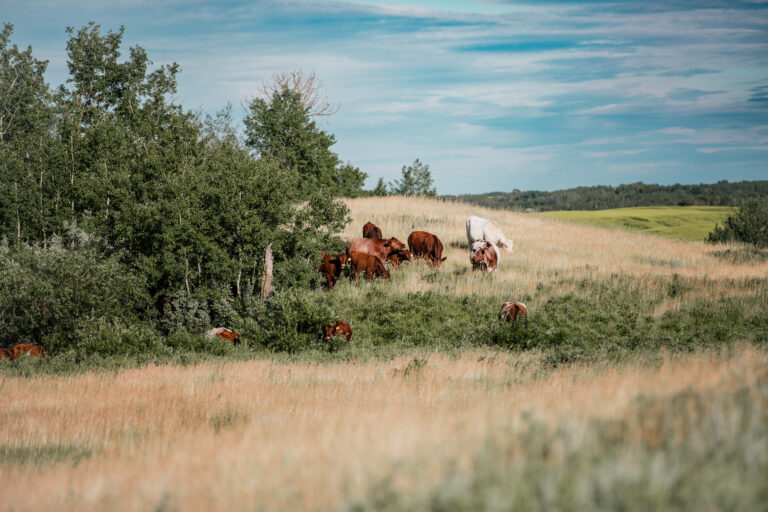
[447,180,768,212]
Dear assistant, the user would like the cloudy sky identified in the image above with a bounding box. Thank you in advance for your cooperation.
[3,0,767,194]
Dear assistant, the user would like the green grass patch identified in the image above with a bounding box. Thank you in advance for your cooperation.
[0,443,93,467]
[540,206,731,241]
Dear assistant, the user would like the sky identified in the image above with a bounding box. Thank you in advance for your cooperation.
[2,0,767,194]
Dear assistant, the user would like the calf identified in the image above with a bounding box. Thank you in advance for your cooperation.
[499,302,528,322]
[386,248,412,269]
[407,231,447,268]
[205,327,241,345]
[470,240,499,272]
[318,252,349,289]
[362,221,383,239]
[324,320,353,342]
[13,344,49,358]
[0,348,14,361]
[348,251,390,281]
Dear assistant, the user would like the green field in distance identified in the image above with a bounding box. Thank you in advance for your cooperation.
[539,206,732,241]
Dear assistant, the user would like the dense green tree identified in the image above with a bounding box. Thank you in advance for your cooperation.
[0,23,60,247]
[707,199,768,248]
[243,85,366,197]
[372,177,389,196]
[390,158,436,196]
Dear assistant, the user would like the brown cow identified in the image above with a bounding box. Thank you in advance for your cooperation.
[499,302,528,322]
[407,231,447,268]
[386,248,412,269]
[362,222,383,239]
[205,327,241,345]
[324,320,353,342]
[13,344,49,358]
[470,241,499,272]
[0,348,14,361]
[348,251,390,281]
[318,252,348,289]
[345,237,406,263]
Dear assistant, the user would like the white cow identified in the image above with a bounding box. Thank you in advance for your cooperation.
[466,216,513,253]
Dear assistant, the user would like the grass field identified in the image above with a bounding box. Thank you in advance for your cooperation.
[539,206,731,241]
[1,196,766,510]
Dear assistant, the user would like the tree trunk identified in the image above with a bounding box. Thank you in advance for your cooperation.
[260,243,273,301]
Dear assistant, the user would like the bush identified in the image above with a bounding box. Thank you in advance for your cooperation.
[257,289,338,352]
[707,199,768,247]
[0,240,150,353]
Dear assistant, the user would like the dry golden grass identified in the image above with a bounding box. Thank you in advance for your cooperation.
[1,346,765,511]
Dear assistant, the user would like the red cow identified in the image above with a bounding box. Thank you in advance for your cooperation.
[13,344,49,358]
[345,237,406,263]
[0,348,14,361]
[348,251,390,281]
[318,252,349,289]
[362,222,383,239]
[499,302,528,322]
[470,241,499,272]
[324,320,353,342]
[407,231,447,268]
[386,248,412,269]
[205,327,241,345]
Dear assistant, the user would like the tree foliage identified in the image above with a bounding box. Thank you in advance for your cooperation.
[390,158,436,197]
[0,23,361,355]
[707,199,768,248]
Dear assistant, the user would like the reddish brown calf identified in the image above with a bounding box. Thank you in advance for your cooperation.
[348,251,390,281]
[324,320,353,342]
[318,252,349,289]
[13,344,49,358]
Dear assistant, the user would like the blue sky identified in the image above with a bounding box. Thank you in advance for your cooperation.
[3,0,767,194]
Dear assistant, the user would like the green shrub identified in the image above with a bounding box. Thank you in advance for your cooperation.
[0,241,149,353]
[707,199,768,247]
[258,289,338,352]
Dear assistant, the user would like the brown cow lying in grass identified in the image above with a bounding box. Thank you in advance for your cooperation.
[13,344,49,359]
[205,327,241,345]
[0,348,15,361]
[499,302,528,322]
[347,251,390,281]
[318,252,349,289]
[323,320,352,342]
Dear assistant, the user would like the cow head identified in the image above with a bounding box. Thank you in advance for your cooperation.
[337,252,348,269]
[387,237,407,251]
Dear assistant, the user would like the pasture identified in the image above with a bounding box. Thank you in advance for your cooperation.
[1,196,767,510]
[539,205,731,241]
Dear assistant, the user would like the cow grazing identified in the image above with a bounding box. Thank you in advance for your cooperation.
[499,302,528,322]
[0,348,14,361]
[466,216,513,253]
[386,248,412,269]
[205,327,241,345]
[345,237,406,263]
[362,222,383,239]
[324,320,353,342]
[318,252,348,289]
[348,251,391,281]
[13,344,49,358]
[470,240,499,272]
[407,231,447,268]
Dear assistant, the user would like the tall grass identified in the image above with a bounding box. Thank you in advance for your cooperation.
[0,346,765,511]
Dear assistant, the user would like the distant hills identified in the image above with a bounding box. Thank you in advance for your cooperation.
[445,180,768,212]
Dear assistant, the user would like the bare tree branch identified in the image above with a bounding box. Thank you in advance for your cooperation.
[258,69,339,117]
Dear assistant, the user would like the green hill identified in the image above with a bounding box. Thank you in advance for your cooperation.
[539,206,732,241]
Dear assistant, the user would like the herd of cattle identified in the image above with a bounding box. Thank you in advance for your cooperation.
[0,216,528,358]
[315,215,527,342]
